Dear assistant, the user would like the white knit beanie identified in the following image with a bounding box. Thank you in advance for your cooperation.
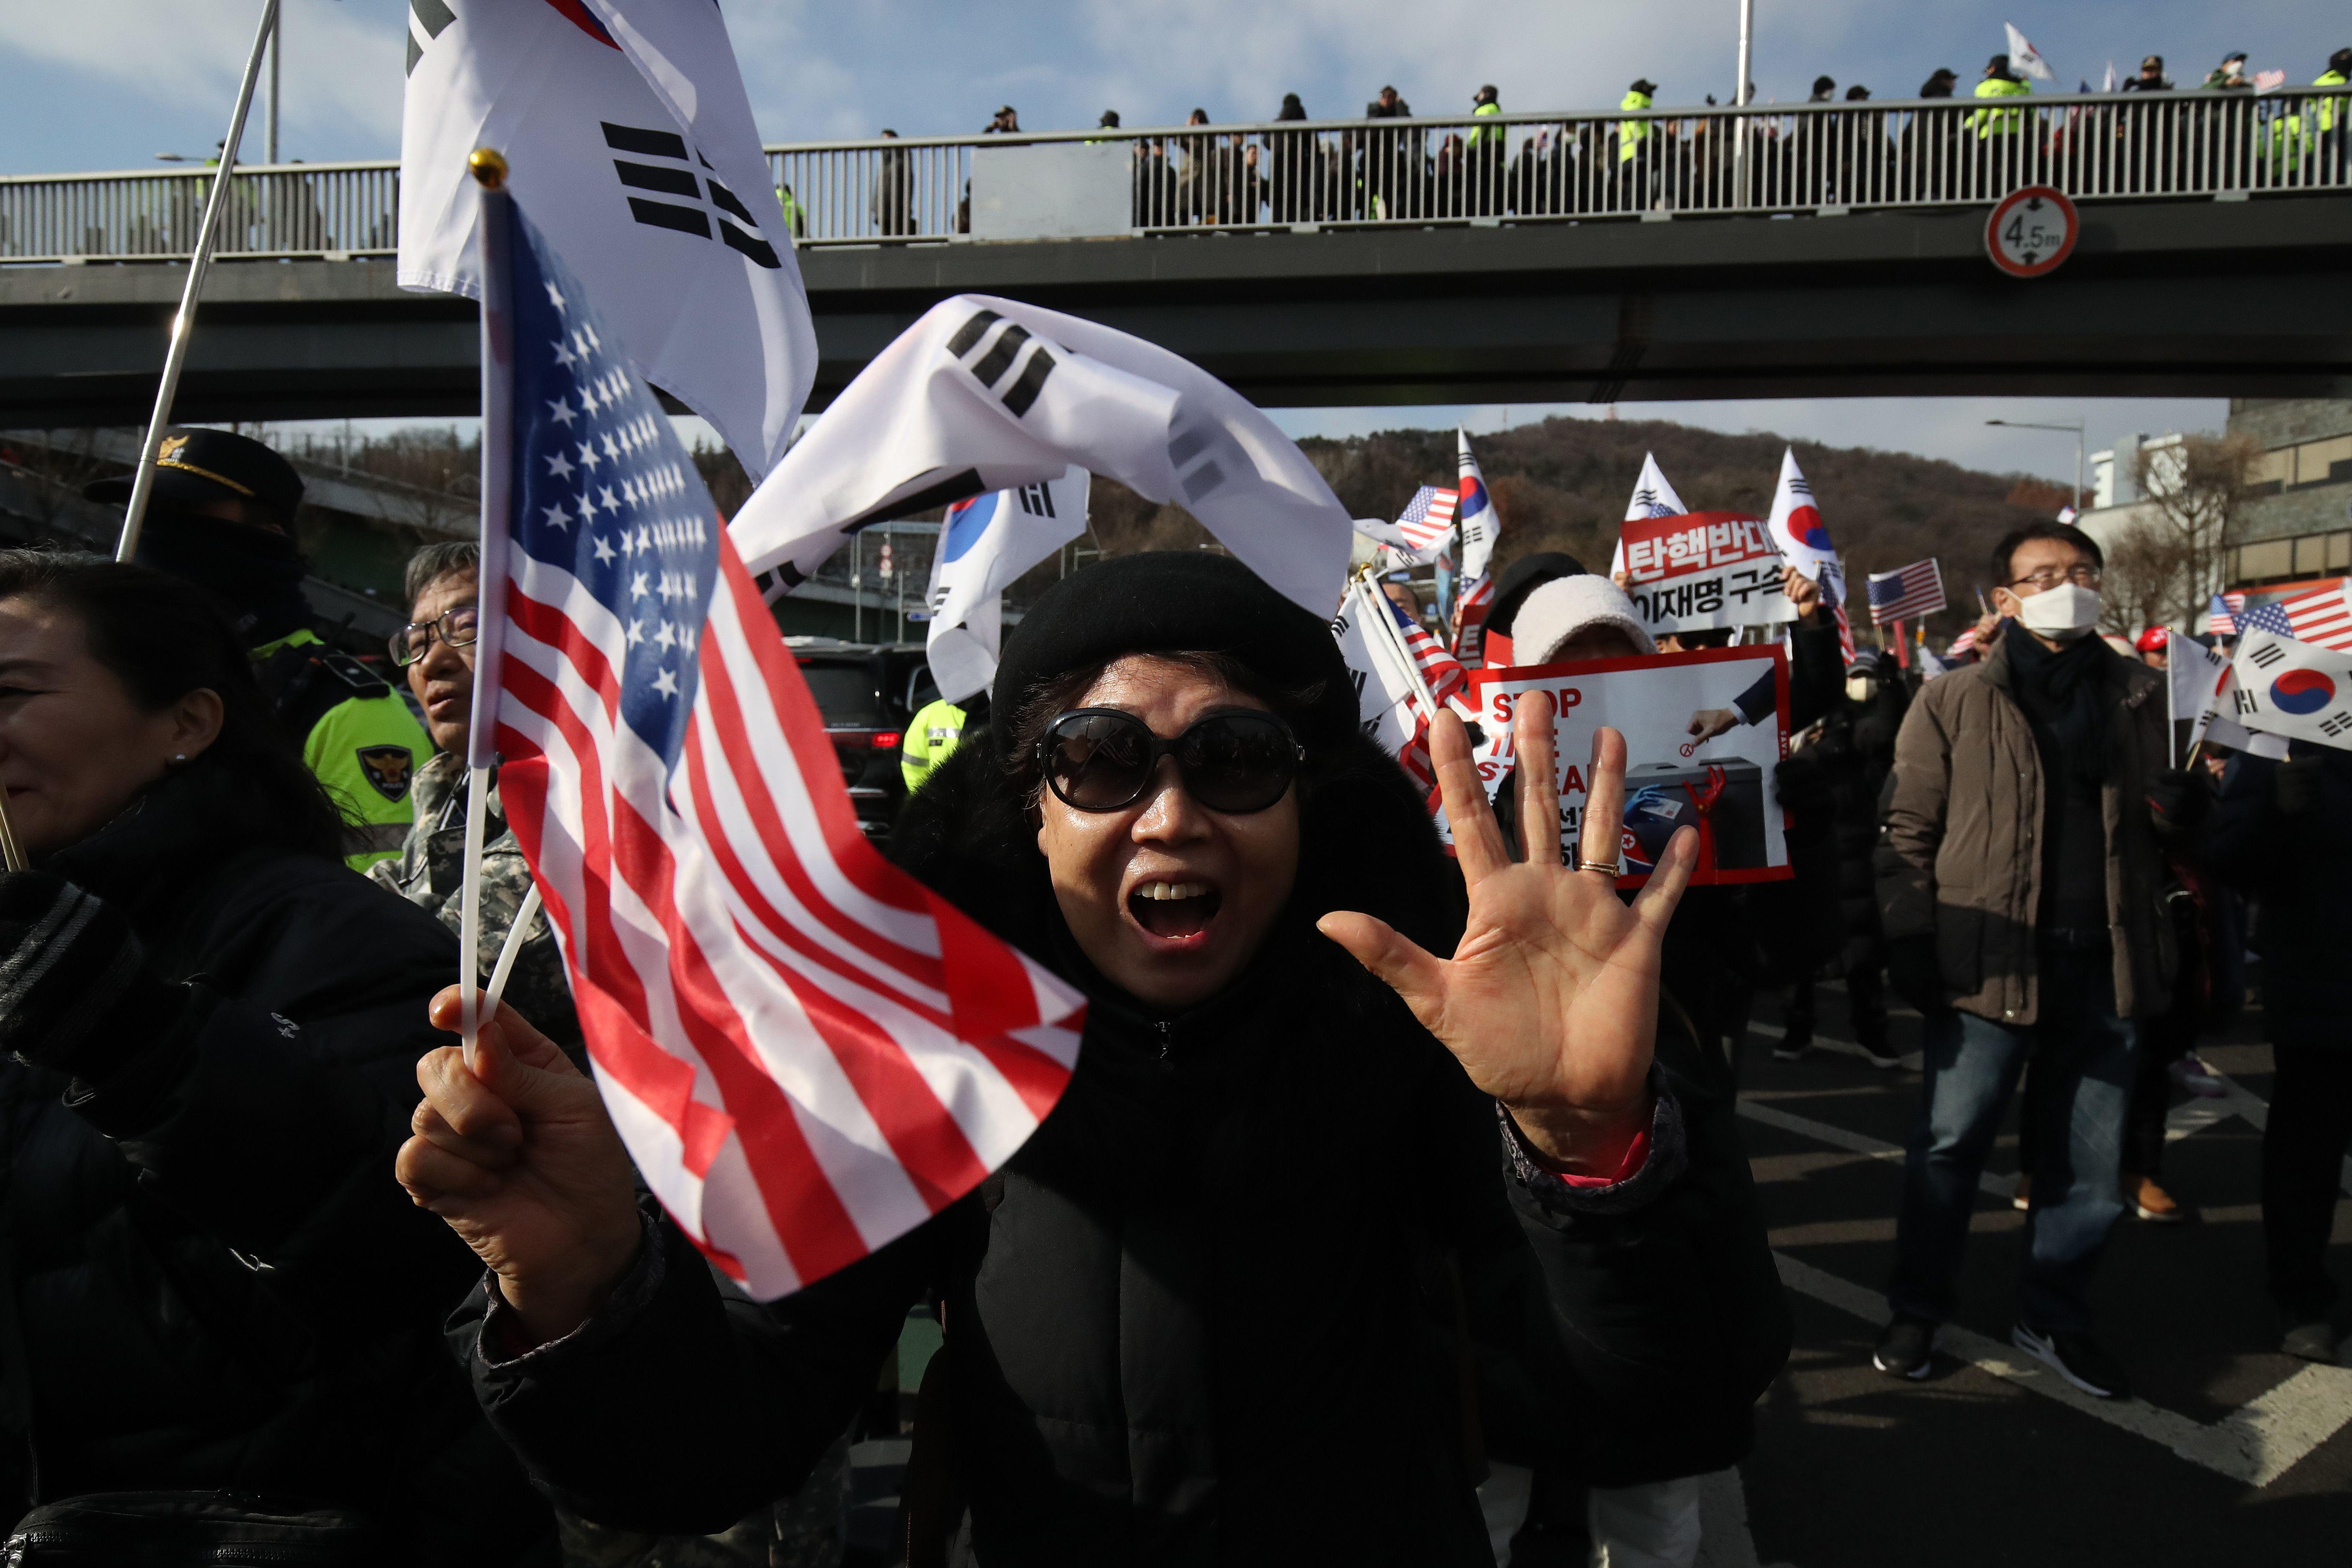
[1510,575,1657,663]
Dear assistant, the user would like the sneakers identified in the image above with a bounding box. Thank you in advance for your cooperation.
[1855,1038,1903,1070]
[1873,1315,1937,1380]
[1771,1033,1811,1062]
[2011,1173,2032,1212]
[2013,1322,2131,1399]
[2281,1322,2340,1364]
[2130,1175,2186,1224]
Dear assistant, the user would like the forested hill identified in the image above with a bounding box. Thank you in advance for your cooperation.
[1298,415,2069,629]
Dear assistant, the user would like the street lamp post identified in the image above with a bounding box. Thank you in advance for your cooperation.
[1986,418,2087,514]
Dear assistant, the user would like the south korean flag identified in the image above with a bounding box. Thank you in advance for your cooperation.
[731,295,1353,618]
[399,0,814,477]
[2232,629,2352,751]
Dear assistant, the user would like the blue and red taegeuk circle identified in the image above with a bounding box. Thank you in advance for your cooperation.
[2270,667,2336,715]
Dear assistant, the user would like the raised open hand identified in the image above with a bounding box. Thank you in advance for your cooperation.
[1319,696,1698,1174]
[396,987,641,1345]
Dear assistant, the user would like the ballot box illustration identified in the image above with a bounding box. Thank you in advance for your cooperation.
[1619,757,1768,875]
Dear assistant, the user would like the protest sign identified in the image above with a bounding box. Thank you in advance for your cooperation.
[1616,512,1794,635]
[1467,647,1792,887]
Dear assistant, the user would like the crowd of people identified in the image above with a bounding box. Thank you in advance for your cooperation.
[0,423,2342,1568]
[868,45,2352,236]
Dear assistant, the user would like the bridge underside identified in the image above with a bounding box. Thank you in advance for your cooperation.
[4,197,2349,427]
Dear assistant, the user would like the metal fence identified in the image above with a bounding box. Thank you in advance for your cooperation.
[7,89,2349,263]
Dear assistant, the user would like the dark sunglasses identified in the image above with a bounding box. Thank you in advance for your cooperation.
[1036,708,1303,814]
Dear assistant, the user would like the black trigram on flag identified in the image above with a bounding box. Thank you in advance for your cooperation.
[2234,687,2259,715]
[405,0,454,76]
[1015,481,1057,518]
[946,309,1058,417]
[2249,641,2288,668]
[603,122,782,270]
[2322,711,2352,738]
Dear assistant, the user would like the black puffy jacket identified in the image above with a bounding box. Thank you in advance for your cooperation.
[454,732,1789,1566]
[0,767,551,1560]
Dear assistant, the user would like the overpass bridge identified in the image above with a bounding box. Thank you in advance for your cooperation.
[5,90,2352,425]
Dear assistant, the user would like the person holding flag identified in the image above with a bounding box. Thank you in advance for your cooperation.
[2211,709,2352,1364]
[398,203,1788,1556]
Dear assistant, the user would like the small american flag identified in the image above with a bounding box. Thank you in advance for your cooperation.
[477,192,1084,1301]
[1948,624,1981,656]
[1386,592,1468,798]
[2207,592,2246,637]
[2238,583,2352,652]
[1395,484,1459,558]
[1867,559,1946,626]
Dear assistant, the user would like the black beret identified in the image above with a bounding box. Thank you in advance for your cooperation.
[989,551,1355,761]
[83,426,303,522]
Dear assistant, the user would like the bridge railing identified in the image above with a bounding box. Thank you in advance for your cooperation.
[6,89,2349,262]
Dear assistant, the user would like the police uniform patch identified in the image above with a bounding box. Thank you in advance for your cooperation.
[357,745,416,802]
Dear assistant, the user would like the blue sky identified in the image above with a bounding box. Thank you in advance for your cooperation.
[9,0,2334,476]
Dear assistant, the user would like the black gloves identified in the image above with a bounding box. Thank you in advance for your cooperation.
[2146,767,2211,835]
[1886,934,1946,1016]
[0,873,183,1080]
[2273,756,2322,818]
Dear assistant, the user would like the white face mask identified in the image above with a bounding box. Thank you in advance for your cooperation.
[1845,674,1875,703]
[2012,582,2103,640]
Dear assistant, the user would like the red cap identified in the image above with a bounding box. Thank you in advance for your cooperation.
[2134,626,2169,652]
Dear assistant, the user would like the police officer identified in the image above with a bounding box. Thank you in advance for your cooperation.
[901,689,988,793]
[1618,78,1658,211]
[84,427,429,871]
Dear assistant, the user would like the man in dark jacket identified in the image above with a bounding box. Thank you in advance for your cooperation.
[1871,523,2202,1399]
[1777,650,1908,1066]
[2211,744,2352,1363]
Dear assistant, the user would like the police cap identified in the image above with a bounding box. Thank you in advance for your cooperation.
[83,426,304,525]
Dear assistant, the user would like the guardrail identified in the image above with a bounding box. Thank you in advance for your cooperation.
[6,88,2349,263]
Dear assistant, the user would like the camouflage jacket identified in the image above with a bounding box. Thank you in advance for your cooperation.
[369,751,581,1052]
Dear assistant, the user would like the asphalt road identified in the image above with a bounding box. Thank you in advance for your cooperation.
[1707,980,2352,1568]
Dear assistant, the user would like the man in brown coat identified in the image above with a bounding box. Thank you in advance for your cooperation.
[1870,522,2207,1399]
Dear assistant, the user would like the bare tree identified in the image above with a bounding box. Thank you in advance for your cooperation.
[2097,520,2195,635]
[2133,434,2258,629]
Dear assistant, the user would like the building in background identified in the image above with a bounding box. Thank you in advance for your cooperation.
[2223,399,2352,590]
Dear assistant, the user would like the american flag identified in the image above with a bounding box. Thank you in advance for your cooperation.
[1948,624,1981,656]
[1394,484,1459,560]
[476,192,1084,1301]
[2238,583,2352,652]
[1866,559,1946,626]
[1390,593,1469,708]
[2207,591,2246,637]
[1451,571,1495,665]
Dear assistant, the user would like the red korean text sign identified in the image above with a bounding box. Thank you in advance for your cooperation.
[1616,511,1794,634]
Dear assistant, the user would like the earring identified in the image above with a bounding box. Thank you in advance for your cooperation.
[171,754,188,765]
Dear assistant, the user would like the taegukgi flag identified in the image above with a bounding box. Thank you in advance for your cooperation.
[1765,447,1855,665]
[2230,629,2352,751]
[731,295,1352,618]
[1611,452,1688,577]
[1455,428,1501,582]
[399,0,815,477]
[921,469,1089,705]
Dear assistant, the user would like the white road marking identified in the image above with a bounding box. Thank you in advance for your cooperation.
[1771,1253,2352,1487]
[1695,1466,1795,1568]
[1736,1098,2013,1201]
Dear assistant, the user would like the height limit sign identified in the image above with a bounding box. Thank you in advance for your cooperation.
[1986,185,2079,277]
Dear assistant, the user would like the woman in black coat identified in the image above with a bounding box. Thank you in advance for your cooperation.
[400,552,1790,1565]
[0,553,548,1561]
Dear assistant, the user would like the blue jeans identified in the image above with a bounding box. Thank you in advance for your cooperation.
[1887,946,2138,1334]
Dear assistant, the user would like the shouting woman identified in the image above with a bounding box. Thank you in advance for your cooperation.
[399,552,1788,1566]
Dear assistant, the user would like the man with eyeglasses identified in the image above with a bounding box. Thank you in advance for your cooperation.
[83,426,429,871]
[1871,521,2206,1400]
[369,542,579,1056]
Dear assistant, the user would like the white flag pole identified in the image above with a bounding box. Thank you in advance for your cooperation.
[460,145,515,1068]
[116,0,281,564]
[485,885,545,1020]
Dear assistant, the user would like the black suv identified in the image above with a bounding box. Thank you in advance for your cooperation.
[787,640,939,841]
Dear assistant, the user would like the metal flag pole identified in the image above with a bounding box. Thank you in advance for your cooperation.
[115,0,281,564]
